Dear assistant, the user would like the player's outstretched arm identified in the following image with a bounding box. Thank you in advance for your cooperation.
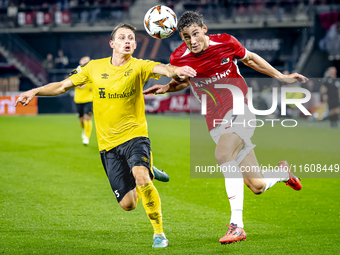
[143,78,190,95]
[15,78,75,107]
[241,51,309,84]
[153,64,196,79]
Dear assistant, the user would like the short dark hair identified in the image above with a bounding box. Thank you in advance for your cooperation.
[177,11,204,33]
[110,23,136,41]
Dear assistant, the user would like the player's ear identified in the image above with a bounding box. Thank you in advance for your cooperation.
[203,25,208,34]
[134,41,137,50]
[109,40,114,49]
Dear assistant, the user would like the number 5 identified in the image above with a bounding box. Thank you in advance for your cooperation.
[114,190,120,198]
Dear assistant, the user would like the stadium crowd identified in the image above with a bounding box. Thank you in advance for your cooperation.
[1,0,134,27]
[2,0,337,27]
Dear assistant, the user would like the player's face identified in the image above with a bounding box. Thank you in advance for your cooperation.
[180,24,208,54]
[109,28,137,55]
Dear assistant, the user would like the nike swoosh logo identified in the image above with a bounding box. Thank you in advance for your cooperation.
[228,195,236,200]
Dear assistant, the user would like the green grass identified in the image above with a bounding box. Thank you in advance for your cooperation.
[0,114,339,254]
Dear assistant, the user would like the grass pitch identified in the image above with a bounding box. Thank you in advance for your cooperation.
[0,114,339,254]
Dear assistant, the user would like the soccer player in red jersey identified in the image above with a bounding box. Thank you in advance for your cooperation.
[144,11,308,244]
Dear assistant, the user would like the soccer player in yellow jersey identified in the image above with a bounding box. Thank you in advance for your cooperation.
[73,56,93,145]
[15,23,197,248]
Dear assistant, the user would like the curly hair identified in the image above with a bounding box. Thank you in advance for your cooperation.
[177,11,204,33]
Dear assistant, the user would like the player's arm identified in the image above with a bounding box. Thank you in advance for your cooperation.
[143,77,190,95]
[15,78,75,107]
[241,51,309,84]
[153,64,196,79]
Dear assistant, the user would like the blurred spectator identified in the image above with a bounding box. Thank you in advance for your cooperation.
[310,93,328,121]
[80,0,100,25]
[249,79,260,92]
[41,2,49,9]
[63,0,71,10]
[42,53,55,70]
[55,49,69,68]
[18,1,25,9]
[80,0,90,23]
[109,0,123,23]
[306,80,318,92]
[7,1,18,27]
[319,19,340,60]
[70,0,78,7]
[174,1,184,18]
[0,0,9,8]
[321,66,340,128]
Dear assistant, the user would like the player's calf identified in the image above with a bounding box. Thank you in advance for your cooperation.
[244,178,266,195]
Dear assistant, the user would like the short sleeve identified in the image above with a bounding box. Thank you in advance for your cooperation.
[170,53,175,65]
[69,61,91,86]
[141,59,161,82]
[230,35,247,60]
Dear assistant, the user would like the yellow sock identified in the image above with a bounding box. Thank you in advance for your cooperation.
[84,120,92,138]
[140,181,164,234]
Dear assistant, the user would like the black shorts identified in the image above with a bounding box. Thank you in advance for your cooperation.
[328,100,339,110]
[76,102,93,118]
[100,137,154,203]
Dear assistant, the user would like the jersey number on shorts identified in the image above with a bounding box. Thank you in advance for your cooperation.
[114,190,120,198]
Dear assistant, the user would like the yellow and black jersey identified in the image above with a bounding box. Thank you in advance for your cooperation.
[69,57,160,151]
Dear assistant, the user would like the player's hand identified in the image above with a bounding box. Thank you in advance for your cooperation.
[15,90,36,107]
[279,73,309,84]
[143,84,169,95]
[175,66,196,79]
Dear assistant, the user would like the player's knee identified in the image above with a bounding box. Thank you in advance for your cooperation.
[120,201,136,211]
[84,113,92,120]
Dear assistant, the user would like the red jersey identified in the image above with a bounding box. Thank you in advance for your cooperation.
[170,33,248,131]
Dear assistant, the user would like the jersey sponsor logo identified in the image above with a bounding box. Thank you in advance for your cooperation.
[141,156,149,163]
[221,58,229,65]
[101,73,109,79]
[99,88,106,98]
[107,88,136,99]
[124,69,133,77]
[77,66,82,73]
[193,69,231,87]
